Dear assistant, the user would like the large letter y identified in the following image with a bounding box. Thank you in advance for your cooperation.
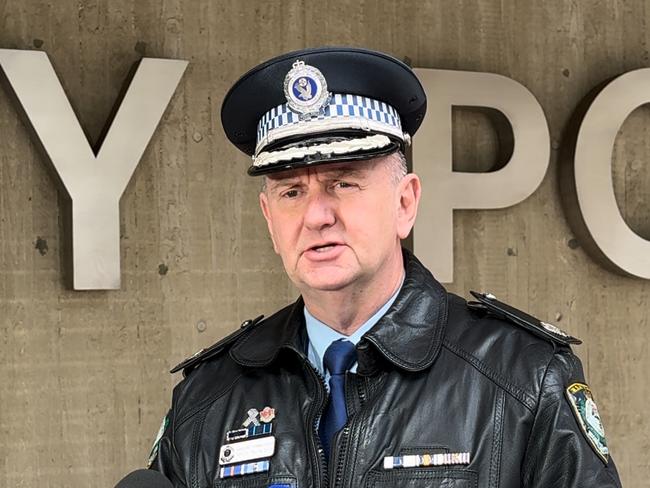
[0,49,187,289]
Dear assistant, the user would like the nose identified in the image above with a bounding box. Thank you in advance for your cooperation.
[303,188,337,231]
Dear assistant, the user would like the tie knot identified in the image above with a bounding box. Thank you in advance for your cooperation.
[323,339,357,376]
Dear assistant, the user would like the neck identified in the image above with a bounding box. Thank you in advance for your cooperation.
[301,247,405,336]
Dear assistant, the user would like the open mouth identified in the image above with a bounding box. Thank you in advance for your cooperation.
[310,243,339,253]
[303,242,345,259]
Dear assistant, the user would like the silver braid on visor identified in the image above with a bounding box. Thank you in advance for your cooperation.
[252,134,394,169]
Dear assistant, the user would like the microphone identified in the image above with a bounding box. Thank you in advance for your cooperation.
[114,469,174,488]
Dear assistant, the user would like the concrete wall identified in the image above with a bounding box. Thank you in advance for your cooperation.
[0,0,646,486]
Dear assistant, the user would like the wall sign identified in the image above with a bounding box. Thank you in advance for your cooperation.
[0,49,187,290]
[1,49,648,288]
[413,68,550,282]
[569,69,650,280]
[413,67,650,282]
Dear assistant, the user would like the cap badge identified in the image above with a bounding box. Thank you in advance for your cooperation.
[283,60,331,117]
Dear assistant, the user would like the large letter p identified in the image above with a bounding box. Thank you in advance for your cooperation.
[413,69,550,283]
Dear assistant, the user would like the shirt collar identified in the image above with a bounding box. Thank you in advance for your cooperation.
[304,275,404,375]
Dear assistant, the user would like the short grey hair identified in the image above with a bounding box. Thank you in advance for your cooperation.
[387,150,408,185]
[260,149,408,193]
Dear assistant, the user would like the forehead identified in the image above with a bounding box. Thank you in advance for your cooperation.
[265,158,383,184]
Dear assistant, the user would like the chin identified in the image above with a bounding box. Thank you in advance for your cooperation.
[298,270,357,292]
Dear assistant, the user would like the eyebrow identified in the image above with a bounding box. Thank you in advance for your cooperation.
[323,166,367,179]
[266,165,369,192]
[267,178,302,192]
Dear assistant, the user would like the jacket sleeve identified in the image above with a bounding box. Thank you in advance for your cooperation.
[148,407,188,488]
[521,348,622,487]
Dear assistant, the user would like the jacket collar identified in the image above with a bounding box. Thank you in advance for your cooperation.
[230,249,448,373]
[230,296,308,367]
[358,249,448,372]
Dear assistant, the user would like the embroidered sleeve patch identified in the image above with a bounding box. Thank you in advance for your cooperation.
[147,414,169,468]
[565,382,609,463]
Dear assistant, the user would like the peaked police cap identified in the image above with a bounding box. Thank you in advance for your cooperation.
[220,47,427,175]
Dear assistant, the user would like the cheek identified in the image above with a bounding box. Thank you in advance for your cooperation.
[269,211,301,254]
[344,194,398,245]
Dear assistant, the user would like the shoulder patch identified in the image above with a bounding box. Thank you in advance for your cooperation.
[566,382,609,463]
[468,291,581,346]
[170,315,265,375]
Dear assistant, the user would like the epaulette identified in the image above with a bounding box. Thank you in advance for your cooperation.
[170,315,265,375]
[468,291,582,346]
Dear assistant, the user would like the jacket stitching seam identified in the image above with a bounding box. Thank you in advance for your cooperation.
[189,408,208,488]
[488,389,505,487]
[520,350,558,483]
[442,340,536,412]
[176,372,244,427]
[168,404,187,486]
[496,392,504,484]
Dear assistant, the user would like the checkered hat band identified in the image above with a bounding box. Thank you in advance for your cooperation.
[256,93,402,152]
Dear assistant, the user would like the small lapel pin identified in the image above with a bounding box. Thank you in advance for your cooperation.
[242,408,260,427]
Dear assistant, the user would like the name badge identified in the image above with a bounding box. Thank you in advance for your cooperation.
[219,435,276,466]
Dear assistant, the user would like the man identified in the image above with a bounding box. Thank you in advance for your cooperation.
[149,47,622,487]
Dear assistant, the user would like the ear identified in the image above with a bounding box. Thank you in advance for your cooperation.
[259,191,280,254]
[396,174,421,240]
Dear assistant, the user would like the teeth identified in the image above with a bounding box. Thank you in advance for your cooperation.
[314,244,335,252]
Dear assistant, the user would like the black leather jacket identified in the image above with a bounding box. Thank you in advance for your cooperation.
[151,252,622,487]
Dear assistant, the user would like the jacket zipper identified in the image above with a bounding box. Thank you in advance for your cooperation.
[303,358,329,487]
[357,376,368,407]
[331,373,373,487]
[330,372,359,488]
[332,425,351,487]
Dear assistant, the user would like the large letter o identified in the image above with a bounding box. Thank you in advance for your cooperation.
[574,69,650,279]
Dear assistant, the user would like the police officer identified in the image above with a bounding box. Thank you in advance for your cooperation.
[148,47,622,487]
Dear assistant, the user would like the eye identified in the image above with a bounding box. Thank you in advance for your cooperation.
[281,188,301,199]
[333,181,357,190]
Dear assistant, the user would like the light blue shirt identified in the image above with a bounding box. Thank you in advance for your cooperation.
[304,277,404,383]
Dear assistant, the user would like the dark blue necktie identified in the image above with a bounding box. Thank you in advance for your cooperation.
[318,339,357,459]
